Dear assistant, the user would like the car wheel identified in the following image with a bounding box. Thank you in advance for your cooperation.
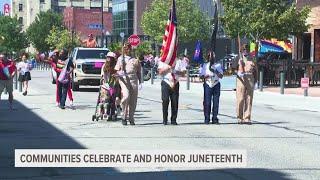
[72,81,80,91]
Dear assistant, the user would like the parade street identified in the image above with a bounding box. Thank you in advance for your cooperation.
[1,70,320,180]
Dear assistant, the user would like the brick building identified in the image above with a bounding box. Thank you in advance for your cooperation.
[63,7,112,40]
[295,0,320,63]
[133,0,153,35]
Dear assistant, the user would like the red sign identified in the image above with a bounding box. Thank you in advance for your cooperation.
[301,78,309,89]
[4,4,10,16]
[128,34,140,47]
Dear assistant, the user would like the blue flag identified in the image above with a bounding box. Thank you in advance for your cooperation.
[193,40,203,64]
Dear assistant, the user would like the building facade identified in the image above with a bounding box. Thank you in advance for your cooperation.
[112,0,219,36]
[112,0,134,36]
[12,0,112,31]
[295,0,320,63]
[63,7,112,39]
[58,0,112,13]
[133,0,152,35]
[12,0,53,30]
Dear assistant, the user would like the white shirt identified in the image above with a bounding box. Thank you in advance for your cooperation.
[17,61,32,75]
[182,57,189,68]
[158,59,187,88]
[199,62,223,88]
[154,56,160,65]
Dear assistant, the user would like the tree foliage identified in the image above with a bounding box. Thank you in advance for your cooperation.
[141,0,210,43]
[0,16,29,53]
[135,41,153,59]
[220,0,310,42]
[27,10,63,52]
[108,42,122,54]
[46,26,80,51]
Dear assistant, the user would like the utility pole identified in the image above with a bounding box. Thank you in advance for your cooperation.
[71,0,75,49]
[101,0,104,47]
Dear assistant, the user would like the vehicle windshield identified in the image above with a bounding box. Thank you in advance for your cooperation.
[76,50,108,59]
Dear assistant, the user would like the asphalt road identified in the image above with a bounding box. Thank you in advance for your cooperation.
[1,71,320,180]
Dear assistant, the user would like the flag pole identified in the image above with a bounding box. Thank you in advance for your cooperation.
[238,33,245,74]
[209,1,218,72]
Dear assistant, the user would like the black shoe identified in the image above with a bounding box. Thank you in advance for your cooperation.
[60,106,65,110]
[212,118,219,124]
[129,121,135,125]
[171,121,178,125]
[204,121,210,125]
[122,119,127,125]
[163,120,168,125]
[212,121,219,124]
[22,91,27,96]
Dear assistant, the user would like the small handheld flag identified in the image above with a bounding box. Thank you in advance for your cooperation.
[193,40,203,64]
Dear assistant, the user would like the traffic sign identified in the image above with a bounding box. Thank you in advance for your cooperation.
[128,34,140,47]
[120,32,125,38]
[4,4,10,16]
[301,78,309,89]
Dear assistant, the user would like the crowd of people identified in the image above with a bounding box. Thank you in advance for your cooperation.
[0,38,257,126]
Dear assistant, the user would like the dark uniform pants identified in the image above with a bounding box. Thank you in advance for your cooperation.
[203,82,221,123]
[161,81,179,123]
[58,81,69,107]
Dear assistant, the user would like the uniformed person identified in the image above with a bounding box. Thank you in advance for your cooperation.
[158,58,187,125]
[114,43,141,125]
[236,45,258,125]
[199,52,223,124]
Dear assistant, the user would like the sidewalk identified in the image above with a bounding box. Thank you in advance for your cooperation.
[143,78,320,113]
[179,76,320,97]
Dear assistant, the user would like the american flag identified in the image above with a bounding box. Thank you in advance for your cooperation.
[160,0,178,66]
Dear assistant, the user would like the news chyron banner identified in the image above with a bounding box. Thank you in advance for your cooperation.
[0,0,12,16]
[15,149,247,168]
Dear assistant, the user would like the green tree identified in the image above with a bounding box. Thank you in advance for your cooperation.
[46,26,80,51]
[135,41,153,60]
[27,10,63,52]
[220,0,310,56]
[108,42,122,54]
[0,16,29,53]
[141,0,210,43]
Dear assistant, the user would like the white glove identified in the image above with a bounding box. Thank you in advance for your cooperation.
[138,83,143,91]
[117,71,125,77]
[237,72,244,77]
[210,65,216,71]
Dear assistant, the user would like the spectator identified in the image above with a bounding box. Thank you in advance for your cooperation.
[0,53,17,110]
[17,53,33,96]
[80,34,97,48]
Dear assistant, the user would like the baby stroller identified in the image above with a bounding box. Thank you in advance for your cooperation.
[92,80,117,121]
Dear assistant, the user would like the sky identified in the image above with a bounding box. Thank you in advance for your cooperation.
[0,0,12,15]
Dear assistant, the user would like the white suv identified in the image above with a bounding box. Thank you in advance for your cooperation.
[71,47,109,91]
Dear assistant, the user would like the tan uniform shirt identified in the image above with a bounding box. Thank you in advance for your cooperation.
[115,55,139,76]
[238,55,256,75]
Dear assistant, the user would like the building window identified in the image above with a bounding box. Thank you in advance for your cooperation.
[40,0,45,3]
[19,4,23,12]
[18,17,23,24]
